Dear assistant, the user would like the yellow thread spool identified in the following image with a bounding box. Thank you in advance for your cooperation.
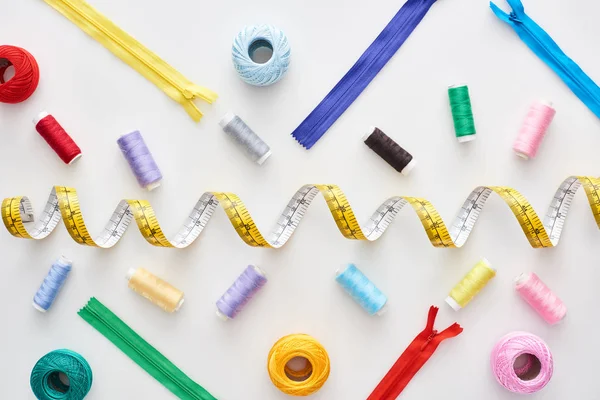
[267,334,330,396]
[126,268,184,312]
[446,258,496,311]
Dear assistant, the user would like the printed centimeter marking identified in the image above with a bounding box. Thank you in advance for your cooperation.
[2,177,600,249]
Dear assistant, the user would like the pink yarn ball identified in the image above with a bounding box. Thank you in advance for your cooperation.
[491,332,553,394]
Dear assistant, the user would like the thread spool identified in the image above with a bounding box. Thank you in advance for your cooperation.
[33,256,72,312]
[513,101,556,160]
[363,127,416,176]
[216,265,267,320]
[219,112,272,165]
[446,258,496,311]
[117,130,163,190]
[30,349,93,400]
[34,112,82,164]
[0,45,39,103]
[126,268,184,312]
[448,84,476,142]
[335,264,387,316]
[491,332,553,394]
[267,334,330,396]
[515,272,566,325]
[232,25,291,86]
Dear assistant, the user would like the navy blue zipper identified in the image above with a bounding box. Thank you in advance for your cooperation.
[291,0,438,149]
[491,0,600,119]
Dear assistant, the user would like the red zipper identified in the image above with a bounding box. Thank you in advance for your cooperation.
[367,306,463,400]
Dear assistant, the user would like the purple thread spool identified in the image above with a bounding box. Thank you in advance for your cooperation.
[216,265,267,320]
[117,130,163,190]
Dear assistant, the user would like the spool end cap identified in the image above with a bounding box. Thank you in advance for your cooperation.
[219,112,236,128]
[457,134,476,143]
[362,126,377,142]
[401,159,417,176]
[445,296,462,311]
[33,111,49,125]
[257,150,272,165]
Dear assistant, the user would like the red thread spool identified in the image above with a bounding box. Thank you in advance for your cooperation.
[0,45,40,103]
[34,112,82,164]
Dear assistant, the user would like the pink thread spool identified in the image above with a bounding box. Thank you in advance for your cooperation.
[513,101,556,160]
[491,332,553,394]
[515,272,566,325]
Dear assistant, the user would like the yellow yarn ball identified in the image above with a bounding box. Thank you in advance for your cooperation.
[267,334,330,396]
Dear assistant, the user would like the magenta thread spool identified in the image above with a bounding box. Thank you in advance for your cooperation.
[216,265,267,320]
[513,100,556,160]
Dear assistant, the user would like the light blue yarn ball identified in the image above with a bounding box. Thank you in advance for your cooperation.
[232,25,291,86]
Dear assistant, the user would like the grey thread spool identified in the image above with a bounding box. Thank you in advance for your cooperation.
[219,112,272,165]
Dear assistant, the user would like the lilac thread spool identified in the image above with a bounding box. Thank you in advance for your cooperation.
[117,130,163,190]
[216,265,267,320]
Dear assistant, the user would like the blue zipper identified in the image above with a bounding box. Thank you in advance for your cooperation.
[291,0,438,149]
[491,0,600,119]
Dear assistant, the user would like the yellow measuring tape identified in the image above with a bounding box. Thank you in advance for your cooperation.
[2,176,600,249]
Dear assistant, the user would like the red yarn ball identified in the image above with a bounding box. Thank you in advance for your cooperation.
[0,45,40,103]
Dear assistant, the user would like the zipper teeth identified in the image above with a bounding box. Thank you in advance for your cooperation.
[514,14,600,105]
[84,302,202,400]
[303,0,430,145]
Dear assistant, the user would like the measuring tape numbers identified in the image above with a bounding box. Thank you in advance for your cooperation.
[2,177,600,249]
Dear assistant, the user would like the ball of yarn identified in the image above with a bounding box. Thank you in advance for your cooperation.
[267,334,330,396]
[0,45,39,103]
[30,349,93,400]
[232,25,290,86]
[490,332,553,394]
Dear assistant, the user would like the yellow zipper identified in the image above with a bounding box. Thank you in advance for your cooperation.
[44,0,217,121]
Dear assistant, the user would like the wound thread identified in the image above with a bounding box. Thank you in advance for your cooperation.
[117,131,163,190]
[513,101,556,160]
[0,45,39,103]
[515,272,566,325]
[363,127,416,176]
[448,84,476,142]
[33,256,73,312]
[216,265,267,320]
[335,264,387,316]
[126,268,184,312]
[491,332,553,394]
[219,112,272,165]
[34,112,82,164]
[446,258,496,310]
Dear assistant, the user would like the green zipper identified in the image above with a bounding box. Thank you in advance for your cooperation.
[79,297,217,400]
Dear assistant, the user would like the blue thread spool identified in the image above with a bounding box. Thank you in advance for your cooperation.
[33,256,72,312]
[232,25,291,86]
[30,349,93,400]
[335,264,388,316]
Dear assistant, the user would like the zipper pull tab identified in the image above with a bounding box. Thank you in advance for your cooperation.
[420,330,438,351]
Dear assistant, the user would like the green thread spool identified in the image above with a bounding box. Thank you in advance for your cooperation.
[448,84,476,142]
[30,349,93,400]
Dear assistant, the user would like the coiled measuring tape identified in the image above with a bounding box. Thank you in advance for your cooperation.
[2,176,600,249]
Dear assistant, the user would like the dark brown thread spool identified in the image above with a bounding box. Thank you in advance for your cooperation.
[363,127,416,176]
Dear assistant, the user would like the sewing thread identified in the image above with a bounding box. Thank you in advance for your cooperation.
[216,265,267,320]
[335,264,387,316]
[117,131,163,190]
[267,334,330,396]
[33,256,72,312]
[0,45,39,103]
[219,112,272,165]
[513,101,556,159]
[126,268,184,312]
[34,112,82,164]
[515,272,566,325]
[448,85,476,142]
[491,332,553,394]
[363,127,416,176]
[232,25,291,86]
[446,258,496,311]
[30,349,93,400]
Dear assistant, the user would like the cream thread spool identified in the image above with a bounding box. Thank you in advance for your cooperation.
[446,258,496,311]
[126,268,184,312]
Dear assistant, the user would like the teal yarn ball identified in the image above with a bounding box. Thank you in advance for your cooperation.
[232,25,291,86]
[30,349,93,400]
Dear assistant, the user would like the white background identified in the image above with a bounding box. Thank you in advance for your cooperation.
[2,0,600,398]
